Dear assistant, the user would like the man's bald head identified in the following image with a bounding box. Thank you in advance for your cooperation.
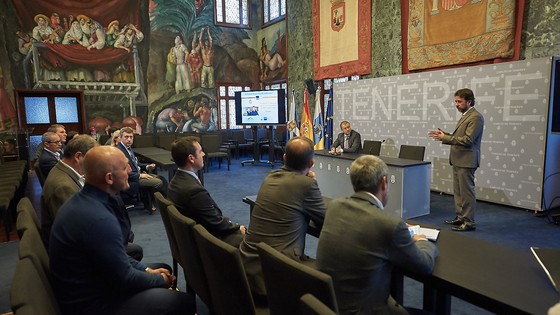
[284,136,314,172]
[84,146,130,194]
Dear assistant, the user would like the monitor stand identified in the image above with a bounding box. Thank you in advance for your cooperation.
[241,125,275,168]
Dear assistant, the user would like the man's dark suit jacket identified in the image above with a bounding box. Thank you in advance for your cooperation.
[41,161,82,245]
[331,129,362,153]
[239,166,327,295]
[316,192,438,314]
[38,149,60,178]
[167,170,241,239]
[116,142,145,183]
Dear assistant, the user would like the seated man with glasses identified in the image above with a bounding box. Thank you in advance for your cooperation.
[38,131,63,178]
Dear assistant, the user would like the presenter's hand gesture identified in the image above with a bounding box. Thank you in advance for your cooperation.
[428,129,444,141]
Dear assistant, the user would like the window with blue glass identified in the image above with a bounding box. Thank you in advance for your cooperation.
[54,97,79,123]
[24,97,50,124]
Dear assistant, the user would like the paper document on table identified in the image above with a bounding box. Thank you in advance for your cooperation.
[408,225,440,241]
[531,247,560,293]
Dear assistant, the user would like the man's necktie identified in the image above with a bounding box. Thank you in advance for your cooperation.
[344,136,349,149]
[127,147,140,172]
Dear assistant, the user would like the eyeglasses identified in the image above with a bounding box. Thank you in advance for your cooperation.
[47,141,62,144]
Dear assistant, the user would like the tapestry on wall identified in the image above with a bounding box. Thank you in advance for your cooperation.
[402,0,524,72]
[312,0,371,80]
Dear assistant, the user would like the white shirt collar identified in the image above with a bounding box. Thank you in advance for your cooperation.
[363,191,384,209]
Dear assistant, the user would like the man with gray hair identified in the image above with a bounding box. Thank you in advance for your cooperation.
[41,135,97,245]
[317,155,438,315]
[38,131,63,178]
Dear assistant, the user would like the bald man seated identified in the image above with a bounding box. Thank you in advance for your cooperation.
[49,146,195,315]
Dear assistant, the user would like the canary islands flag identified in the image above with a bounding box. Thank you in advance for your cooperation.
[313,86,324,150]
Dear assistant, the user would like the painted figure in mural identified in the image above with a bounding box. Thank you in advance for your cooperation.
[156,107,190,132]
[63,20,89,46]
[105,20,120,47]
[260,32,286,81]
[199,26,215,89]
[184,96,215,133]
[187,30,202,87]
[16,31,32,55]
[170,36,192,94]
[32,14,55,43]
[0,72,18,132]
[87,21,106,50]
[114,24,144,53]
[77,15,92,38]
[49,13,64,43]
[194,0,206,16]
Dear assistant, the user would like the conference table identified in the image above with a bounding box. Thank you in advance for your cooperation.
[133,146,204,184]
[394,230,560,315]
[313,150,431,219]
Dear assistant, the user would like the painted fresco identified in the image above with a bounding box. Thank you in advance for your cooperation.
[257,23,287,82]
[147,0,262,133]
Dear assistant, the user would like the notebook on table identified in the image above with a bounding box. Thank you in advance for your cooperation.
[531,247,560,293]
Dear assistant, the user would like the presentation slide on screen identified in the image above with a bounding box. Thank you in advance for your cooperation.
[241,90,280,124]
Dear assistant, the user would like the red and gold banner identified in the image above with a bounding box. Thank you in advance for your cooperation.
[312,0,371,80]
[402,0,524,72]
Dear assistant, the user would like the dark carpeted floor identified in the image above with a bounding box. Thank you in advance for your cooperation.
[1,157,559,314]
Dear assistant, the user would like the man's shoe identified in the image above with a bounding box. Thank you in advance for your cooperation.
[452,222,476,232]
[444,217,463,226]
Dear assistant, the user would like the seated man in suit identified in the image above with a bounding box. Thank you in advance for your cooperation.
[34,123,67,161]
[240,136,327,296]
[168,136,246,247]
[316,155,438,315]
[117,127,167,212]
[49,146,195,315]
[329,120,362,153]
[38,131,62,178]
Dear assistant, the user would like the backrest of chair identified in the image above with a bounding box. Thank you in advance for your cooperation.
[167,206,213,307]
[133,134,155,148]
[10,257,60,315]
[16,211,37,240]
[17,197,41,234]
[362,140,382,156]
[193,224,257,315]
[200,133,223,153]
[398,145,425,161]
[157,133,177,151]
[300,294,337,315]
[154,192,180,264]
[257,242,338,315]
[18,226,51,287]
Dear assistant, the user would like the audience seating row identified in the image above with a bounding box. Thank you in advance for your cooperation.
[156,192,338,315]
[11,198,61,315]
[0,160,28,241]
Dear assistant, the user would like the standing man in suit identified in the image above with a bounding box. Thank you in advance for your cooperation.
[240,136,327,296]
[49,146,195,315]
[168,136,246,246]
[117,127,167,212]
[316,155,438,315]
[41,135,97,245]
[330,120,362,153]
[428,88,484,231]
[38,131,62,178]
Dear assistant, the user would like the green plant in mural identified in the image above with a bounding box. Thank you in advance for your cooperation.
[150,0,215,44]
[525,1,560,50]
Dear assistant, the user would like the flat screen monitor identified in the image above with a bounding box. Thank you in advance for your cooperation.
[235,89,286,126]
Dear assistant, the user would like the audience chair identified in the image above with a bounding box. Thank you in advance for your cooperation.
[260,128,286,161]
[362,140,382,156]
[34,163,47,187]
[10,257,60,315]
[231,129,253,158]
[167,205,213,311]
[200,133,230,171]
[157,133,177,151]
[256,242,338,315]
[153,192,179,283]
[18,225,50,287]
[398,145,426,161]
[16,197,41,235]
[193,224,269,315]
[300,294,337,315]
[132,134,155,148]
[16,210,38,240]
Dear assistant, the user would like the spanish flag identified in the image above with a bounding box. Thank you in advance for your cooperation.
[300,88,313,142]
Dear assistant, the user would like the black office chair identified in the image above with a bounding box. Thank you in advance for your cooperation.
[398,145,425,161]
[300,293,337,315]
[193,224,268,315]
[362,140,382,156]
[200,133,230,171]
[256,242,339,315]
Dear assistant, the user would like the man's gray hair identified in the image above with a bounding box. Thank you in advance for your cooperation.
[350,155,389,193]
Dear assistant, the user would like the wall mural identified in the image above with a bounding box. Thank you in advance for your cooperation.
[3,0,284,136]
[147,0,264,133]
